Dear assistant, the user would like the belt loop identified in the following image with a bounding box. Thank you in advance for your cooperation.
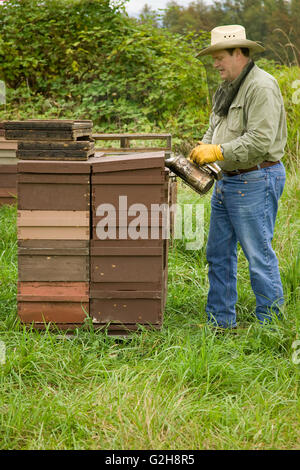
[257,163,261,170]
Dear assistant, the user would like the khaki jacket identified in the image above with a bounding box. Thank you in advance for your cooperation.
[202,64,287,171]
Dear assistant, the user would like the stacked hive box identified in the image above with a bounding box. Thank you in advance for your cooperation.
[10,120,94,326]
[90,152,169,333]
[0,121,18,206]
[5,120,175,333]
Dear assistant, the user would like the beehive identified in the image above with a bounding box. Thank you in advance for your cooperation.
[90,152,168,331]
[17,159,92,325]
[12,121,176,333]
[0,138,18,206]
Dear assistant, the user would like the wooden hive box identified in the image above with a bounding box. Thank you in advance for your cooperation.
[92,152,168,241]
[4,120,93,141]
[0,138,18,205]
[16,156,96,327]
[90,151,169,330]
[17,210,90,240]
[0,138,18,164]
[0,164,17,206]
[17,140,95,161]
[17,160,91,211]
[90,290,163,327]
[17,281,89,324]
[18,240,90,283]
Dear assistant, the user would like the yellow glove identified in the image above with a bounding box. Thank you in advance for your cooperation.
[188,144,224,165]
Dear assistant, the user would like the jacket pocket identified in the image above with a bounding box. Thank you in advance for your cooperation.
[227,104,244,135]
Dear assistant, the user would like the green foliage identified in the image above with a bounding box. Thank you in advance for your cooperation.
[162,0,300,66]
[0,0,299,164]
[0,0,209,135]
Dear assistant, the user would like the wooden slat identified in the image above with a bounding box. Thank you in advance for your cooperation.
[18,255,89,282]
[90,297,162,324]
[0,150,17,158]
[18,160,91,174]
[91,152,165,173]
[18,210,89,227]
[92,167,164,184]
[95,147,170,153]
[18,183,90,211]
[90,291,161,299]
[0,164,17,173]
[0,157,18,165]
[0,188,17,197]
[91,255,162,283]
[18,140,94,150]
[18,301,89,323]
[18,282,89,298]
[0,197,16,206]
[6,129,92,141]
[18,226,90,240]
[4,120,92,130]
[93,133,171,140]
[18,239,89,249]
[0,139,18,150]
[90,246,162,256]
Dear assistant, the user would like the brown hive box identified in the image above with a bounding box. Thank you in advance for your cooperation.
[0,138,18,164]
[18,240,89,282]
[17,282,89,324]
[17,210,90,240]
[90,245,164,291]
[4,119,92,141]
[17,140,95,161]
[17,160,91,211]
[92,152,166,210]
[90,290,162,326]
[16,148,173,332]
[0,139,18,205]
[92,152,169,241]
[0,164,17,206]
[90,151,169,329]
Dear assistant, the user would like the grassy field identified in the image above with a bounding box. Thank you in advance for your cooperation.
[0,164,299,450]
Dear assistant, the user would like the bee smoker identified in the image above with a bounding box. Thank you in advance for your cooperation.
[164,151,222,195]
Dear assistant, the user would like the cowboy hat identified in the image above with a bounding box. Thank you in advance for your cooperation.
[197,25,265,57]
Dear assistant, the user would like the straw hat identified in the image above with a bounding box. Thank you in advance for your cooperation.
[197,25,265,57]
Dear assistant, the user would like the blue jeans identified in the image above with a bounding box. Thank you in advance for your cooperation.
[206,162,286,328]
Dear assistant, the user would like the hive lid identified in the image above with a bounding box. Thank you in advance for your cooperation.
[4,120,92,130]
[17,159,92,174]
[92,151,165,173]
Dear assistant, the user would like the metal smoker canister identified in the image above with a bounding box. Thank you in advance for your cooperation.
[164,152,222,195]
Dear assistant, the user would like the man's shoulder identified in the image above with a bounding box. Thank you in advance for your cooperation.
[247,64,280,92]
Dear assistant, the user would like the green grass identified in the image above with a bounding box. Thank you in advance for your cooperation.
[0,166,299,450]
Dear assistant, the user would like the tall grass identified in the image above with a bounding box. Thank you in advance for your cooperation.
[0,161,299,449]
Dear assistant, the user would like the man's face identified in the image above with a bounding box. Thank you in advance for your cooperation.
[211,50,239,82]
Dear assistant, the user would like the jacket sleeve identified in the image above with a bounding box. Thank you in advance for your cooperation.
[221,85,284,162]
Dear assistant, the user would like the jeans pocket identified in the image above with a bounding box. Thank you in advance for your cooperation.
[240,170,266,182]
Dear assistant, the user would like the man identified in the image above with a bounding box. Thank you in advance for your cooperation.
[189,25,287,329]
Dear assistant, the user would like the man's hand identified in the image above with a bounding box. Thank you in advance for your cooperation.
[188,144,224,165]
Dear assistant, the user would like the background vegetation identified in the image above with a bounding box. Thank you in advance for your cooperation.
[0,0,299,450]
[144,0,300,66]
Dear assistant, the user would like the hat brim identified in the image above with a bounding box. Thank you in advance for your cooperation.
[196,39,265,57]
